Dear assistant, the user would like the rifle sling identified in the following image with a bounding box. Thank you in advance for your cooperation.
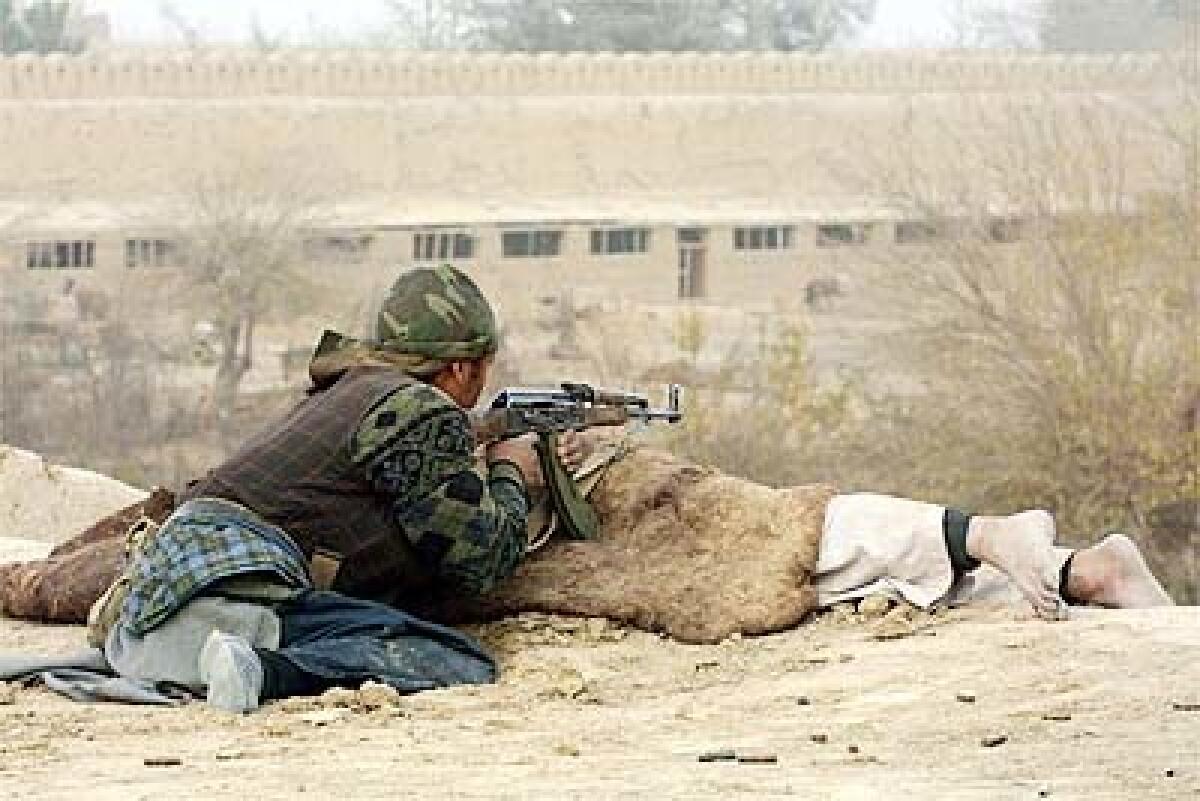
[534,432,600,541]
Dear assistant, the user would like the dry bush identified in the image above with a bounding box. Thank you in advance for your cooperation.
[649,88,1197,601]
[0,249,322,491]
[164,164,327,443]
[0,291,187,486]
[651,310,863,489]
[848,89,1198,600]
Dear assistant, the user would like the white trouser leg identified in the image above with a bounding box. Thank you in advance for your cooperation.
[816,493,1074,610]
[815,493,955,609]
[105,596,280,691]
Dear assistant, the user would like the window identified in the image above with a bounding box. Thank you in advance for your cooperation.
[677,227,707,244]
[816,223,869,247]
[25,240,95,271]
[502,230,562,258]
[412,231,476,262]
[125,238,176,268]
[988,217,1026,244]
[894,221,942,245]
[589,227,650,255]
[733,225,794,252]
[305,234,374,265]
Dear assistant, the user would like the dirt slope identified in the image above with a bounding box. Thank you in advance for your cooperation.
[0,449,1194,800]
[0,600,1195,800]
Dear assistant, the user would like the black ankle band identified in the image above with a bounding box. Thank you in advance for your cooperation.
[943,507,981,577]
[1059,551,1083,605]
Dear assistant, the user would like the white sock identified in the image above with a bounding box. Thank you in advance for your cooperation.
[198,630,264,714]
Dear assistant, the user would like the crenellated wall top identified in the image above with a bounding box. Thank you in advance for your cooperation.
[0,49,1184,100]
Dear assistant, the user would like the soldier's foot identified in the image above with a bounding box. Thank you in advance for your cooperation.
[1067,534,1175,608]
[967,510,1064,620]
[199,630,263,714]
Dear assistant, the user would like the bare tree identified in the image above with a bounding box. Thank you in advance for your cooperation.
[943,0,1041,50]
[942,0,1189,52]
[1039,0,1188,53]
[0,0,87,54]
[466,0,732,51]
[836,85,1199,599]
[157,1,202,49]
[248,12,288,52]
[0,220,181,484]
[740,0,876,51]
[388,0,876,52]
[386,0,474,49]
[167,167,324,441]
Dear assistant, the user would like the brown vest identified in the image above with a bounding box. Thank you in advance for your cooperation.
[180,367,436,606]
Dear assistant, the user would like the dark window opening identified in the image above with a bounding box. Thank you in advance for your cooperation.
[895,221,943,245]
[734,225,795,252]
[590,227,650,255]
[412,231,476,261]
[125,238,177,268]
[502,230,562,258]
[816,223,869,247]
[988,217,1026,244]
[25,240,96,271]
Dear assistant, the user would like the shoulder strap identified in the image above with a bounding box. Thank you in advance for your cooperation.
[534,432,600,541]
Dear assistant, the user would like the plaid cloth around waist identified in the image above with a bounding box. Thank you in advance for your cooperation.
[120,497,313,637]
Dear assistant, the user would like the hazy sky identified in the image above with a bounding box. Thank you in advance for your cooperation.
[89,0,960,47]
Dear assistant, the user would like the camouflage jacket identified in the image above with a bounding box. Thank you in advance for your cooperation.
[350,376,530,596]
[169,367,529,615]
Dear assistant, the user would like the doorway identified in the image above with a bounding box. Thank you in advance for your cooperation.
[677,227,708,299]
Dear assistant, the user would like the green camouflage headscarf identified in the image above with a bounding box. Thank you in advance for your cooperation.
[375,264,498,359]
[308,265,498,388]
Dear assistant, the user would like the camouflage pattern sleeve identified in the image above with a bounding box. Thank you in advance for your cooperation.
[350,382,529,596]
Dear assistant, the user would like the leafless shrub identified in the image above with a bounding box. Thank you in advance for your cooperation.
[844,88,1198,599]
[164,163,327,444]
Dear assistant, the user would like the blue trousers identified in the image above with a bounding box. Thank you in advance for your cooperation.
[255,590,496,700]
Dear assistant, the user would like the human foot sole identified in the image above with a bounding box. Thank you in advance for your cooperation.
[1070,534,1175,608]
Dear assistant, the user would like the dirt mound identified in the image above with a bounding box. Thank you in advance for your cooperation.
[0,446,831,643]
[426,446,834,643]
[0,446,145,544]
[0,447,169,622]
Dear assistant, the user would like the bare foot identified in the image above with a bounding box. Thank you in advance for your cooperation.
[966,510,1064,620]
[1066,534,1175,608]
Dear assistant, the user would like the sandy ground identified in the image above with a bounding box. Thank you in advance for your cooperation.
[0,447,1195,800]
[0,585,1195,800]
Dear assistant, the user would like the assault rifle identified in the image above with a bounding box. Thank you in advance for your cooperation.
[471,383,683,541]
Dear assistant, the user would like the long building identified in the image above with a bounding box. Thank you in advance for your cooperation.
[0,50,1187,311]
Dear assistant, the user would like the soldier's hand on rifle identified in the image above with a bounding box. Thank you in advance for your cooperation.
[555,430,590,472]
[486,433,544,489]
